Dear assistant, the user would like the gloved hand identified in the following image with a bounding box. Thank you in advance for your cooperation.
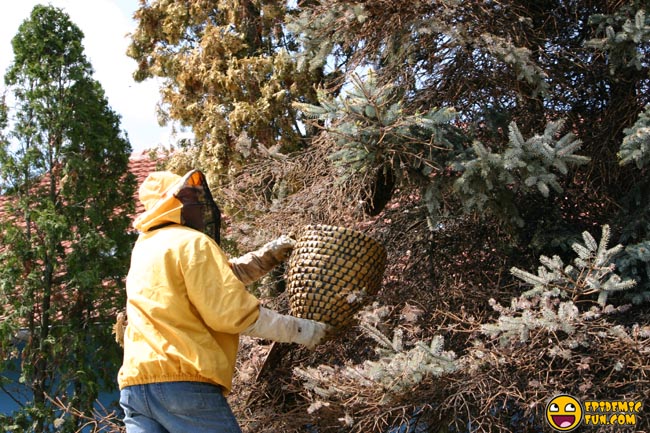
[242,306,329,349]
[229,235,296,285]
[112,310,127,348]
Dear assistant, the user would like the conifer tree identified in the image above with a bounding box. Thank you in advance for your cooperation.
[128,1,650,238]
[127,0,323,184]
[283,0,650,284]
[296,72,589,226]
[0,6,135,431]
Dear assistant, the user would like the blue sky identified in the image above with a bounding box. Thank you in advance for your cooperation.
[0,0,184,154]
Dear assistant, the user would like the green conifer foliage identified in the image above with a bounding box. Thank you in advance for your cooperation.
[454,120,590,226]
[293,305,457,430]
[616,240,650,303]
[510,225,638,306]
[294,71,458,218]
[619,104,650,168]
[0,6,135,431]
[285,0,650,235]
[587,8,650,74]
[296,72,589,226]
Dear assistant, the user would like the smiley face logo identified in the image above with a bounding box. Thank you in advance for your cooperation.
[546,394,582,431]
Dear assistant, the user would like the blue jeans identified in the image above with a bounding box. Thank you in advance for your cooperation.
[119,382,242,433]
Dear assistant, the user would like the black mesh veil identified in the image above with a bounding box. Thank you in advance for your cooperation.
[174,170,221,244]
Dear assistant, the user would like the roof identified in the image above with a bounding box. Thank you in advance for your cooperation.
[128,151,164,216]
[0,150,162,225]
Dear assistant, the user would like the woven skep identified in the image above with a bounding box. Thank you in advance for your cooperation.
[286,224,387,329]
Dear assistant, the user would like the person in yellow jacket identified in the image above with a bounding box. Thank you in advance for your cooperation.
[118,169,328,433]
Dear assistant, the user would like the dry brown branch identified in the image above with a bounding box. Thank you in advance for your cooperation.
[46,393,124,433]
[220,135,378,252]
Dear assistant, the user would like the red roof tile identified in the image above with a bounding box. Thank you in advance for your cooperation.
[0,150,164,225]
[128,151,165,217]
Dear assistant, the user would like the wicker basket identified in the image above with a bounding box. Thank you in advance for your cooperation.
[286,224,387,329]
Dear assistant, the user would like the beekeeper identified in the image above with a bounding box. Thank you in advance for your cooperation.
[118,169,328,433]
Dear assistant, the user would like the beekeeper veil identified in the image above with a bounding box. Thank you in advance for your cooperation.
[174,170,221,244]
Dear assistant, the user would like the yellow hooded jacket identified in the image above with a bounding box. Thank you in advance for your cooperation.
[117,170,260,394]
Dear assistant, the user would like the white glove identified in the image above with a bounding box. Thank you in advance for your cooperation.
[229,235,296,284]
[242,306,329,349]
[262,235,296,261]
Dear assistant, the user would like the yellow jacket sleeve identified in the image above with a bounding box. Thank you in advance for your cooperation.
[181,233,260,333]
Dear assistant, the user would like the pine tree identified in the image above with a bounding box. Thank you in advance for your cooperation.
[0,6,135,431]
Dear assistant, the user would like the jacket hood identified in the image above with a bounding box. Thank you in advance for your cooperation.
[134,171,182,232]
[133,169,221,242]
